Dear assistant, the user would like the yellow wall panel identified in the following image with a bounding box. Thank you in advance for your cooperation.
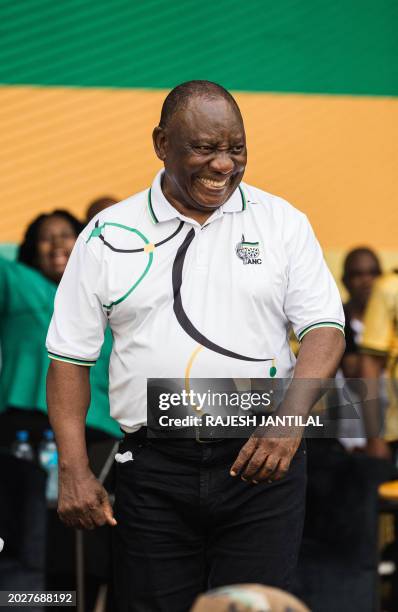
[0,85,397,255]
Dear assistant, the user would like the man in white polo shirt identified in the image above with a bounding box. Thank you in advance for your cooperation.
[46,80,345,612]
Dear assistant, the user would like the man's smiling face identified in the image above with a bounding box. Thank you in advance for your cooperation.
[153,96,247,214]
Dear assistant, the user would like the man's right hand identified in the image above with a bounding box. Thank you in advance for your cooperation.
[58,467,117,530]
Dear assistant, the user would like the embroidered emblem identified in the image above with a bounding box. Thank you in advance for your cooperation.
[235,234,262,265]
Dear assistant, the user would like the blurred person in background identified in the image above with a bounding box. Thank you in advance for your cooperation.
[0,210,84,596]
[0,208,120,607]
[341,248,382,379]
[337,247,382,448]
[360,269,398,611]
[361,269,398,462]
[0,209,120,445]
[295,249,393,611]
[86,196,118,223]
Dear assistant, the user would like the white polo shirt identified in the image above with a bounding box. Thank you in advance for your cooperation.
[46,170,344,431]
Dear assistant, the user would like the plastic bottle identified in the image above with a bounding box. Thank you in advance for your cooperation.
[11,430,34,461]
[38,429,58,502]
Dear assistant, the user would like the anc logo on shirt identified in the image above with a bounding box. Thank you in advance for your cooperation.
[235,234,262,265]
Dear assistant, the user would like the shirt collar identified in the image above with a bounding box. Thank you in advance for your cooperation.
[148,170,246,224]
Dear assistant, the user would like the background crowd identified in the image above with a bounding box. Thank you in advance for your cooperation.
[0,193,398,612]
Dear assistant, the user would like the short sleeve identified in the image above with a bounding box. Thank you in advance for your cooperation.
[46,236,107,366]
[361,280,393,355]
[283,212,344,341]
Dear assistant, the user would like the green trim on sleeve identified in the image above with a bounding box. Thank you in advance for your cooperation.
[48,352,96,366]
[298,322,345,342]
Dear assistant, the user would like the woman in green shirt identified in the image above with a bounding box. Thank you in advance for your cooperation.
[0,210,120,448]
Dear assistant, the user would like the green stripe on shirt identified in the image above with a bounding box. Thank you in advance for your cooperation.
[48,352,96,366]
[298,322,345,342]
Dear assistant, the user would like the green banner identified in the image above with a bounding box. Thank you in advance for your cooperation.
[1,0,397,95]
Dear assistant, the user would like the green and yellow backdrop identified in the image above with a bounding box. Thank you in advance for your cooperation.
[1,0,397,284]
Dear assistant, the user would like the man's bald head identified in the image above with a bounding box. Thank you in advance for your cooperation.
[153,81,247,218]
[159,80,242,129]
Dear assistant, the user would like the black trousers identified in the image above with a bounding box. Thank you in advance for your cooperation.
[113,430,307,612]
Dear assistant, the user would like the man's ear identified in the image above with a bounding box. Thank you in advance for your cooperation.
[153,126,167,161]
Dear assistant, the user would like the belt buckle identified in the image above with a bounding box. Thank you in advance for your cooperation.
[195,427,224,444]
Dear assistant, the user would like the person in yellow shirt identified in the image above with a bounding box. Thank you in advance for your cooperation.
[361,271,398,460]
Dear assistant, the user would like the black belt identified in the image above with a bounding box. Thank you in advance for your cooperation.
[123,426,226,444]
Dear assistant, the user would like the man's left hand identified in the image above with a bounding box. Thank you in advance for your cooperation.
[230,433,302,483]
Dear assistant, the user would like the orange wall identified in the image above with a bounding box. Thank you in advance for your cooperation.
[1,85,397,253]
